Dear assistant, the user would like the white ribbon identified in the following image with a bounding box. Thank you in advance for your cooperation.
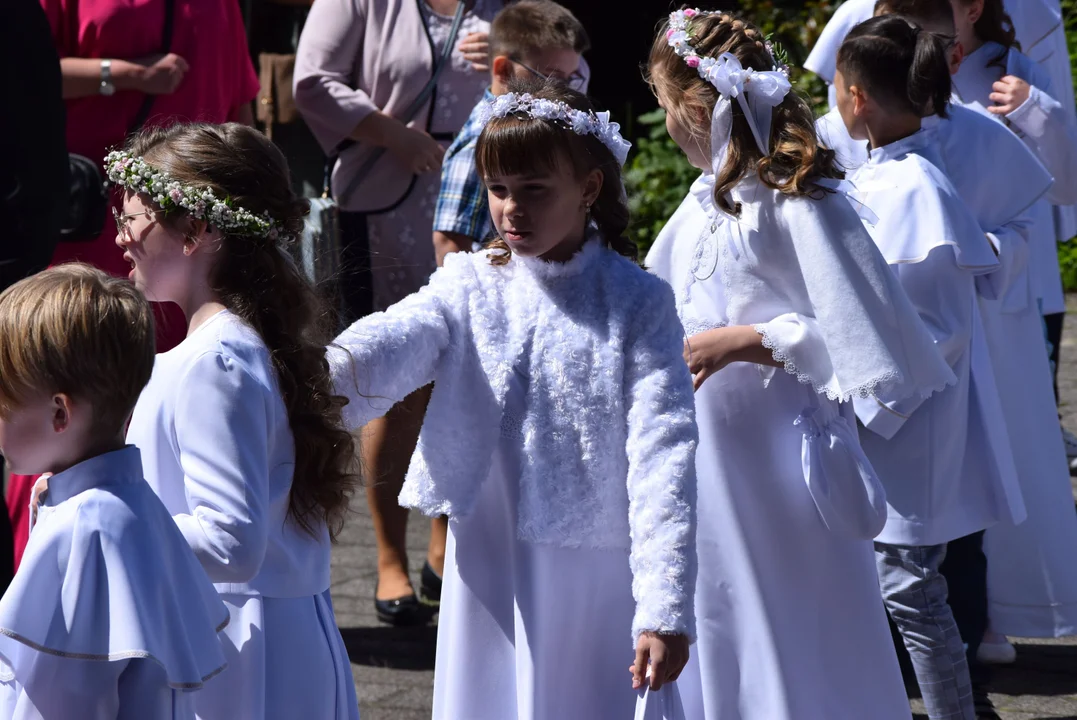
[702,53,791,177]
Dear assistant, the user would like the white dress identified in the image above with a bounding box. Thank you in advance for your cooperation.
[649,174,949,720]
[952,43,1077,637]
[0,447,229,720]
[127,310,359,720]
[433,368,639,719]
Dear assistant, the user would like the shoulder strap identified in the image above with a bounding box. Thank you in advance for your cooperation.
[127,0,176,135]
[339,0,467,203]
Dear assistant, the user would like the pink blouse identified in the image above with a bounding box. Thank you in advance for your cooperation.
[41,0,260,277]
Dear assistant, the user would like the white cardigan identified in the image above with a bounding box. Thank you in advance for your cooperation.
[330,240,698,639]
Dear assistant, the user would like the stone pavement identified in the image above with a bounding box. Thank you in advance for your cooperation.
[330,303,1077,719]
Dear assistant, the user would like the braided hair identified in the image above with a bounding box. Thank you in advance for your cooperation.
[647,10,842,216]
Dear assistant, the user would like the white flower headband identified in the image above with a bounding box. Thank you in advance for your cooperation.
[667,9,792,178]
[478,93,633,167]
[104,150,293,243]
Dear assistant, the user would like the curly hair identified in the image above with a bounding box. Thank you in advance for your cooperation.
[127,122,358,540]
[475,79,636,265]
[647,10,843,216]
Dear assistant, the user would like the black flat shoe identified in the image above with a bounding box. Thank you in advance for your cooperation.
[420,561,442,606]
[374,591,424,626]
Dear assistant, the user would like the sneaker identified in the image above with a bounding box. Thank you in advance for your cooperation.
[977,637,1017,665]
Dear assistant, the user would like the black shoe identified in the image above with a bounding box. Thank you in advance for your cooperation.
[420,561,442,606]
[374,590,424,626]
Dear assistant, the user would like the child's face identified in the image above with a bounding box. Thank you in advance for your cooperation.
[662,99,710,171]
[0,394,68,475]
[951,0,981,54]
[834,70,869,141]
[114,191,194,304]
[512,48,585,90]
[485,156,601,261]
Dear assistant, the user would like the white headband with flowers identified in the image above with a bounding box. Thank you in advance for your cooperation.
[667,9,792,178]
[104,150,293,242]
[478,93,633,166]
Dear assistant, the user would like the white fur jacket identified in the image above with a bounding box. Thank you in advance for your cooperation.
[329,239,698,640]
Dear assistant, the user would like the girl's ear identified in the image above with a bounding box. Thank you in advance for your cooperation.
[51,394,72,434]
[582,168,604,208]
[966,0,984,25]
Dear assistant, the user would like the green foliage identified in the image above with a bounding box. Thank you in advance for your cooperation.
[1060,240,1077,291]
[624,1,838,256]
[624,110,699,257]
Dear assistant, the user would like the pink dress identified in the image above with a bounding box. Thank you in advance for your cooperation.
[9,0,261,572]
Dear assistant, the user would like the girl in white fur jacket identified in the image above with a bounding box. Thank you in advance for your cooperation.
[329,82,698,720]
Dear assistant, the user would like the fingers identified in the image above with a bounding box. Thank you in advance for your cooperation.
[631,644,648,690]
[174,55,190,73]
[469,61,490,72]
[692,367,711,392]
[648,642,668,690]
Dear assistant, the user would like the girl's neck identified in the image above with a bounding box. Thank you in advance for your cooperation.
[866,114,922,152]
[177,281,228,336]
[539,221,590,263]
[962,33,984,57]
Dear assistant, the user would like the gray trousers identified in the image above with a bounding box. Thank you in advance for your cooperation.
[876,542,975,720]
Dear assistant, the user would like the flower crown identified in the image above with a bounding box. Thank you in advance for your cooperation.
[477,93,633,166]
[667,9,790,79]
[104,151,293,242]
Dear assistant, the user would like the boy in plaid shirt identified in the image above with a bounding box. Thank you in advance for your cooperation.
[432,0,590,265]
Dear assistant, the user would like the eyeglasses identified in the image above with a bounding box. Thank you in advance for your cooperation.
[510,58,586,92]
[113,207,153,238]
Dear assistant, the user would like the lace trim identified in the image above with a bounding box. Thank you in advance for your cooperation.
[682,316,727,337]
[754,322,906,403]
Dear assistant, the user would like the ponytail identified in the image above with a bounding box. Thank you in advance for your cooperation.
[838,15,952,119]
[909,27,952,118]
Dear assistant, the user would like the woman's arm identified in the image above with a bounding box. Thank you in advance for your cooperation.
[59,55,188,100]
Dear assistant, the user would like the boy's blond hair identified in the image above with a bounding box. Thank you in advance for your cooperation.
[488,0,590,63]
[0,264,155,437]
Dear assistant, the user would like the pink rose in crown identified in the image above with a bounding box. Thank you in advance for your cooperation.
[667,28,675,39]
[686,56,700,68]
[684,8,697,17]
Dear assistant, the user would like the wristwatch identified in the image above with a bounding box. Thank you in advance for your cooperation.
[99,59,115,96]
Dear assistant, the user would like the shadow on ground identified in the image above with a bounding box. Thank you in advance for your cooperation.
[339,624,438,671]
[986,643,1077,697]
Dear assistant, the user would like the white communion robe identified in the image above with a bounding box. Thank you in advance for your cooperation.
[0,447,229,720]
[329,240,698,720]
[846,131,1027,547]
[953,41,1077,317]
[648,172,955,720]
[952,44,1077,637]
[127,310,359,720]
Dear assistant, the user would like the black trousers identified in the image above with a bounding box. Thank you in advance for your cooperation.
[1045,311,1065,405]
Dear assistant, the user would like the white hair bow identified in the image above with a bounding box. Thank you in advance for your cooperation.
[705,52,792,177]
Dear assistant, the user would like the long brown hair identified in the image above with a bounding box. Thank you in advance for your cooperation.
[955,0,1018,66]
[127,123,358,540]
[647,10,842,216]
[474,79,636,264]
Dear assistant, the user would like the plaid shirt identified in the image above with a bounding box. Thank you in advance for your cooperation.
[433,90,495,241]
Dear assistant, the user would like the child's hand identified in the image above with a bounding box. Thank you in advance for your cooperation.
[458,32,490,72]
[630,632,690,691]
[684,326,750,390]
[988,76,1032,116]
